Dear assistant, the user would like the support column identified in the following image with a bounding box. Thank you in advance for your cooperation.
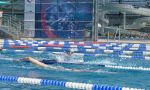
[119,28,121,43]
[92,0,99,41]
[123,12,126,30]
[92,0,96,41]
[24,0,35,38]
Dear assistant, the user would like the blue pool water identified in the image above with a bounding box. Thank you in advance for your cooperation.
[0,52,150,90]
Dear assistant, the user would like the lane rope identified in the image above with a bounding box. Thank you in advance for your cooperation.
[0,75,144,90]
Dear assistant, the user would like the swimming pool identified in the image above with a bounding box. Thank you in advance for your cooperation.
[0,40,150,90]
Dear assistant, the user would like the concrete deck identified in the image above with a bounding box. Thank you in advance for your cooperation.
[98,39,150,44]
[1,38,150,44]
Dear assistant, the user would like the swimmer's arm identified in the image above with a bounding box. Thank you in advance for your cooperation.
[23,57,49,68]
[22,57,66,70]
[22,57,97,73]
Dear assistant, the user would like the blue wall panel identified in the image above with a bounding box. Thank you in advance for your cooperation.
[35,0,93,38]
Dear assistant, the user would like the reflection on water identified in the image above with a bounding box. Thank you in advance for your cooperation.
[0,52,150,89]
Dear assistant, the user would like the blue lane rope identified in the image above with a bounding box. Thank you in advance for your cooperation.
[0,75,144,90]
[105,65,150,71]
[2,49,150,60]
[2,41,149,51]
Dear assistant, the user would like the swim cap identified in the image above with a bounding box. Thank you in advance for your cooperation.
[70,48,74,52]
[66,48,74,53]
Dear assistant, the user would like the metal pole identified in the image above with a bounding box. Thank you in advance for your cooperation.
[95,0,99,41]
[114,29,118,40]
[107,31,109,43]
[119,29,121,43]
[92,0,100,41]
[8,17,10,32]
[92,0,96,41]
[122,12,126,43]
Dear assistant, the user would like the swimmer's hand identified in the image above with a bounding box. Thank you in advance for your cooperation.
[16,57,32,62]
[13,58,29,62]
[22,57,32,61]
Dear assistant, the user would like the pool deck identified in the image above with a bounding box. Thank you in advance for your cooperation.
[21,38,150,44]
[97,39,150,44]
[0,38,150,44]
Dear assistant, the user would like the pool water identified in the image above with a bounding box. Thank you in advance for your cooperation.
[0,52,150,90]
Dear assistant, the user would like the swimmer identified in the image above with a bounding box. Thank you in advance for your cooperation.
[20,57,102,73]
[18,49,75,65]
[21,57,67,70]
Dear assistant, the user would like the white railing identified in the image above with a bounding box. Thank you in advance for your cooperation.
[0,14,24,39]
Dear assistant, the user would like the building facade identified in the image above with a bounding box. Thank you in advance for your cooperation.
[0,0,149,38]
[24,0,94,38]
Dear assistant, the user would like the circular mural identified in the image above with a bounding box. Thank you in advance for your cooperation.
[40,0,93,38]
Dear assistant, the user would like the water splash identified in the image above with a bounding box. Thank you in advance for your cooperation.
[99,58,116,65]
[0,57,14,61]
[51,52,84,63]
[85,58,116,66]
[45,65,116,74]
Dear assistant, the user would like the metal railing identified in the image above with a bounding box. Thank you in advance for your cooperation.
[0,14,24,39]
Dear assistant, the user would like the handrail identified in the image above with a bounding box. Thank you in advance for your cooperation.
[0,14,24,39]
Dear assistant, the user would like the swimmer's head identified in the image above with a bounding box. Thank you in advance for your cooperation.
[66,49,74,55]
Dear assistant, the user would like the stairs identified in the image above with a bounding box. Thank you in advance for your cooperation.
[0,14,24,39]
[0,26,18,39]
